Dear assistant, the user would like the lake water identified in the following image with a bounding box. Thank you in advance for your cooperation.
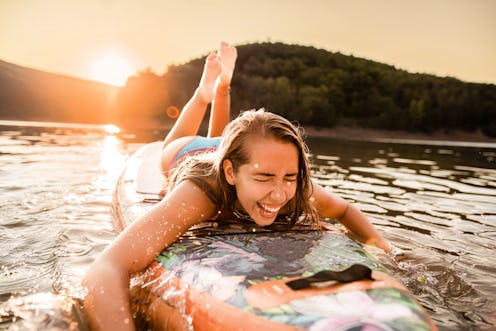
[0,120,495,330]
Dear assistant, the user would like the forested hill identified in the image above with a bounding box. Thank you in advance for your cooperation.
[1,42,495,136]
[159,42,496,136]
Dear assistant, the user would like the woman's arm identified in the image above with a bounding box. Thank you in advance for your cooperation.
[83,180,217,330]
[310,181,391,253]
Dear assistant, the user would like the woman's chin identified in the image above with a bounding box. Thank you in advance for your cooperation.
[252,215,276,227]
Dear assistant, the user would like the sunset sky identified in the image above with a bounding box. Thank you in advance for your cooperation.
[1,0,495,86]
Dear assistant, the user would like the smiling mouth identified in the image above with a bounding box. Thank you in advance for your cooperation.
[258,202,280,215]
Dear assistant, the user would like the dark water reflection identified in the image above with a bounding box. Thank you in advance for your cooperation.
[0,122,494,330]
[308,137,496,330]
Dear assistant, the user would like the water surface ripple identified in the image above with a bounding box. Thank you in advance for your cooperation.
[0,123,494,330]
[309,137,496,330]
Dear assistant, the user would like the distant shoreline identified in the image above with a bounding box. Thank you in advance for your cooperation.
[304,125,496,147]
[2,119,495,148]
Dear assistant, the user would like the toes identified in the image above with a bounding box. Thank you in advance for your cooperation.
[206,52,219,62]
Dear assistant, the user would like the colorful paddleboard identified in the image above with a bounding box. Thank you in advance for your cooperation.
[112,141,437,331]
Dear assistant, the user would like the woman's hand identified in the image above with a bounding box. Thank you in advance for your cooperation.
[310,181,391,253]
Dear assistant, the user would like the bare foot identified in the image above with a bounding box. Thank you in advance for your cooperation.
[217,42,237,88]
[197,53,222,103]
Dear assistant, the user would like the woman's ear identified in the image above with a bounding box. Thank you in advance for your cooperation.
[223,159,236,185]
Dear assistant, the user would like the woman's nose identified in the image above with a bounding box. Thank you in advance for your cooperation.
[270,182,287,203]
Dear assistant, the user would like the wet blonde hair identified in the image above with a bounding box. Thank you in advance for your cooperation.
[168,109,318,227]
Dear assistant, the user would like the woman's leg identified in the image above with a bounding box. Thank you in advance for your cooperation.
[208,42,237,137]
[160,43,236,174]
[162,53,221,148]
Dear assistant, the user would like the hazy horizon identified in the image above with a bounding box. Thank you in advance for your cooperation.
[1,0,495,85]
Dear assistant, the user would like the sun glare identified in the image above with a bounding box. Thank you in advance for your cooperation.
[91,53,133,87]
[103,124,120,134]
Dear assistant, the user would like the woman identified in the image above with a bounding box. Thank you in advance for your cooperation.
[83,42,391,331]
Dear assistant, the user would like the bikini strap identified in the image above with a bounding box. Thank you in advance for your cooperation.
[187,177,220,206]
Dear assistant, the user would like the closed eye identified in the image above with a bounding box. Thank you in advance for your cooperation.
[285,173,298,181]
[253,173,298,182]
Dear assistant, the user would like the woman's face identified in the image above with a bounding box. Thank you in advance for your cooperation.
[223,137,299,226]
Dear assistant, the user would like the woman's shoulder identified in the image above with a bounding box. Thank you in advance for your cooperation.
[185,175,220,206]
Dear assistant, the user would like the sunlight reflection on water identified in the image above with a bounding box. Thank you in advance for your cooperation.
[0,122,136,330]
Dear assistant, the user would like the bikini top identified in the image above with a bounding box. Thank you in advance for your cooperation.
[187,176,220,206]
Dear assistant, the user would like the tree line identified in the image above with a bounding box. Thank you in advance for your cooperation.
[114,42,496,136]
